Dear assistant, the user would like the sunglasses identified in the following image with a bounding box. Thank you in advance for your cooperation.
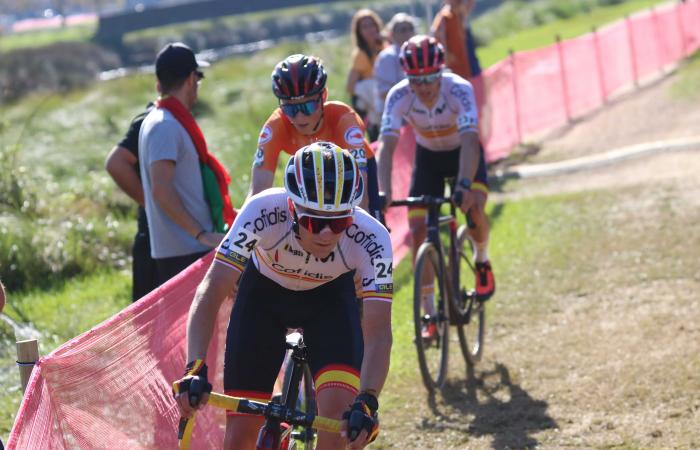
[298,214,353,234]
[289,202,353,234]
[408,72,441,85]
[280,98,321,117]
[194,70,205,80]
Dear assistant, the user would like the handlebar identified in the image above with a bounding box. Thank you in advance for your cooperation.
[382,192,474,228]
[177,392,342,449]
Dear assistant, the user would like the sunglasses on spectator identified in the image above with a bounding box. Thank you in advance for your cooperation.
[289,202,353,234]
[408,72,442,85]
[194,70,205,80]
[280,98,321,117]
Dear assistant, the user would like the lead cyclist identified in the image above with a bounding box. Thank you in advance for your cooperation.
[173,142,393,449]
[376,35,495,331]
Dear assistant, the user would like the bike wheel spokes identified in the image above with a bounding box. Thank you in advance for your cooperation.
[413,243,450,393]
[455,225,485,365]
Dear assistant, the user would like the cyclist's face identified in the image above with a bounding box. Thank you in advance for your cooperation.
[409,75,441,107]
[280,94,323,136]
[295,206,348,258]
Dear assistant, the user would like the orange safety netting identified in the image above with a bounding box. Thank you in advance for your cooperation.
[8,2,700,448]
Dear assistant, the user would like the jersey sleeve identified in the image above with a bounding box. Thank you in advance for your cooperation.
[380,83,408,139]
[350,221,394,303]
[450,79,479,134]
[215,195,267,272]
[253,113,285,172]
[336,109,373,166]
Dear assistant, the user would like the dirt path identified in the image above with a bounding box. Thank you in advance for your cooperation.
[380,67,700,448]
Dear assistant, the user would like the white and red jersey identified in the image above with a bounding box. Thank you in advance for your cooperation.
[215,188,393,302]
[380,72,478,151]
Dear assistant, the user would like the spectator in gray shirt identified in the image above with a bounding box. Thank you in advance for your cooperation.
[139,43,226,286]
[373,13,418,116]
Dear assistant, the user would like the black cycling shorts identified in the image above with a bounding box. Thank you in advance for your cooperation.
[408,142,489,199]
[223,263,364,410]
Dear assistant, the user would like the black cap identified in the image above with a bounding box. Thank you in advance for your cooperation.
[155,42,209,81]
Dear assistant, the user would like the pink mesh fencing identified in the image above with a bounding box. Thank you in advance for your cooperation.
[8,1,700,448]
[481,0,700,160]
[8,253,230,449]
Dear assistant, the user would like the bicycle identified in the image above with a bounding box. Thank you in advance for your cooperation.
[177,332,337,450]
[389,190,485,393]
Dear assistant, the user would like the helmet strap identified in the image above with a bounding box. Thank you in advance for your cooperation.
[311,94,326,134]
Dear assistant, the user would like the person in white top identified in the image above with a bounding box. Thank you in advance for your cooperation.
[173,142,392,450]
[377,35,495,311]
[373,13,418,116]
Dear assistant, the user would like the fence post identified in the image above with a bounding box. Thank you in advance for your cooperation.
[675,1,688,57]
[592,26,607,104]
[509,49,522,144]
[649,6,665,74]
[16,339,40,393]
[625,15,639,87]
[555,34,571,122]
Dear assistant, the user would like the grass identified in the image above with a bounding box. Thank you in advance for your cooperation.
[378,175,700,448]
[670,50,700,100]
[0,24,96,52]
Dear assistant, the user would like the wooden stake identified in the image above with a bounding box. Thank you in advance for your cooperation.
[16,339,39,393]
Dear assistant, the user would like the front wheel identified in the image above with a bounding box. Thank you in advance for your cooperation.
[413,242,450,393]
[281,360,316,450]
[455,224,485,365]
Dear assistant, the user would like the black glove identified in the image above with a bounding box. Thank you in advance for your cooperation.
[343,392,380,443]
[172,360,212,408]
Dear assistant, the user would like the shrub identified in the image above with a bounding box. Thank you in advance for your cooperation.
[0,41,120,102]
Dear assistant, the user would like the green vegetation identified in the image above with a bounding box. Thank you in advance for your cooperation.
[0,24,96,52]
[670,51,700,100]
[0,0,691,439]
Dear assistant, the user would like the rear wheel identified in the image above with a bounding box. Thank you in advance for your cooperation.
[413,242,450,392]
[455,224,485,365]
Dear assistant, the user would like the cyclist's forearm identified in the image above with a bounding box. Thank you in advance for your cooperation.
[458,132,480,182]
[186,267,238,361]
[376,136,398,195]
[359,171,370,211]
[359,329,392,396]
[248,167,274,199]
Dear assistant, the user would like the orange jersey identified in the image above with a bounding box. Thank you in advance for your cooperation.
[253,101,374,172]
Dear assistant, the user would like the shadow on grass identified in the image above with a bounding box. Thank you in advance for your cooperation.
[424,362,557,449]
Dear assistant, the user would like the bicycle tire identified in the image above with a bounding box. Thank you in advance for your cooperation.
[455,224,485,365]
[281,358,316,450]
[413,242,450,392]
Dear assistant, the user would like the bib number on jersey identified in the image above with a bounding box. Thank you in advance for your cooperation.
[349,147,368,168]
[373,258,393,295]
[220,228,260,268]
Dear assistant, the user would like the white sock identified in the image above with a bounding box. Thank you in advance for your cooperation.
[474,239,489,263]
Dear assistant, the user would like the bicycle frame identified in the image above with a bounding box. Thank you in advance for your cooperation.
[177,333,337,450]
[390,194,460,302]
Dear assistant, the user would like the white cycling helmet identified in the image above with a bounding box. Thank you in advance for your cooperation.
[284,141,364,213]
